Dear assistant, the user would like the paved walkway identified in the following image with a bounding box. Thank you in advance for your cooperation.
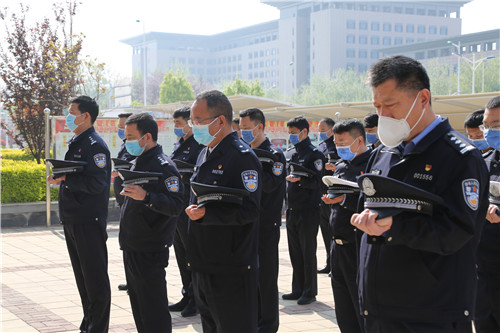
[1,222,341,332]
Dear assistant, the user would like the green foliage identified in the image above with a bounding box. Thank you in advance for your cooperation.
[1,149,36,161]
[223,77,265,97]
[159,70,195,104]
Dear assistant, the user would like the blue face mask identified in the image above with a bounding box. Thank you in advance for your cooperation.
[366,133,378,145]
[336,138,359,161]
[241,125,258,144]
[125,135,146,156]
[485,129,500,150]
[174,127,187,138]
[192,117,220,146]
[319,132,329,142]
[470,138,489,150]
[289,133,300,146]
[66,113,83,132]
[118,128,126,140]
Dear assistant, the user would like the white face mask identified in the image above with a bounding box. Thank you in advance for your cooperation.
[377,91,425,148]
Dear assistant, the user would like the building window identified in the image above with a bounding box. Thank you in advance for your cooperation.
[383,37,391,46]
[383,23,391,32]
[248,52,253,59]
[371,36,379,45]
[347,35,355,44]
[346,63,355,70]
[260,61,264,68]
[266,60,270,67]
[406,38,414,44]
[440,26,448,35]
[428,50,437,58]
[359,64,368,72]
[406,8,414,14]
[359,49,368,58]
[428,9,437,16]
[347,20,355,29]
[272,70,276,77]
[418,25,426,34]
[266,50,270,56]
[417,8,425,15]
[249,73,253,79]
[249,63,253,69]
[395,38,403,45]
[359,35,368,44]
[272,59,276,66]
[406,24,414,33]
[371,22,380,31]
[395,23,403,32]
[415,51,425,60]
[346,49,355,58]
[272,48,276,55]
[254,51,258,58]
[429,26,437,34]
[359,21,368,30]
[371,50,379,59]
[394,7,403,14]
[260,51,264,57]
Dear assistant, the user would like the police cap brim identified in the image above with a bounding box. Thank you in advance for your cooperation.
[111,158,133,170]
[490,181,500,209]
[46,159,87,177]
[173,159,195,174]
[322,176,360,198]
[191,181,249,207]
[118,169,162,186]
[253,148,279,164]
[289,162,315,178]
[358,174,444,219]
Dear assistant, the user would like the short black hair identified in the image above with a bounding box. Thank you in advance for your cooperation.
[464,110,484,129]
[232,118,240,125]
[125,112,158,142]
[364,113,379,128]
[320,118,335,128]
[333,118,366,142]
[118,112,132,119]
[70,96,99,123]
[173,106,191,120]
[367,55,430,98]
[287,116,309,133]
[239,108,266,129]
[195,90,233,122]
[486,96,500,109]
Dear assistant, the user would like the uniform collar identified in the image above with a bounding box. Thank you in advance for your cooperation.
[257,137,272,150]
[207,131,239,160]
[350,148,371,166]
[137,144,162,162]
[294,136,312,153]
[68,126,95,145]
[403,117,450,156]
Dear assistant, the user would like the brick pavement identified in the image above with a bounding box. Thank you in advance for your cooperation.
[1,222,340,332]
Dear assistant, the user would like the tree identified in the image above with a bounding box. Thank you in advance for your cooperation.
[222,76,265,97]
[0,2,86,163]
[159,70,194,104]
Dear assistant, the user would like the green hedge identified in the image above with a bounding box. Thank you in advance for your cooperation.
[1,149,37,161]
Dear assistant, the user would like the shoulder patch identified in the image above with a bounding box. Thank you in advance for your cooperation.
[462,179,479,211]
[241,170,258,192]
[94,153,106,168]
[157,155,169,166]
[445,132,475,155]
[165,176,180,192]
[272,162,284,176]
[314,159,323,171]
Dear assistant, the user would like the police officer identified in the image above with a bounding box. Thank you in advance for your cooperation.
[363,113,381,150]
[119,112,184,333]
[239,107,286,333]
[112,112,134,292]
[283,116,326,305]
[47,96,111,333]
[321,118,370,333]
[168,106,204,317]
[317,117,337,274]
[464,109,492,154]
[351,56,489,332]
[475,96,500,333]
[185,90,262,332]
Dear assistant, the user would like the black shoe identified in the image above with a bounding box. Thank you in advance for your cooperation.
[169,296,189,312]
[317,266,330,274]
[118,284,128,291]
[282,292,301,300]
[297,296,316,305]
[181,298,198,317]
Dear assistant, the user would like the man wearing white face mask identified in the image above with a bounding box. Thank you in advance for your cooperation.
[351,56,489,333]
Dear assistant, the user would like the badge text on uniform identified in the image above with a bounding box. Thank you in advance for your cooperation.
[462,178,479,211]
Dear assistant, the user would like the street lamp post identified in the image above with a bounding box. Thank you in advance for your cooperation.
[136,19,147,106]
[447,40,461,94]
[284,61,294,98]
[453,52,495,94]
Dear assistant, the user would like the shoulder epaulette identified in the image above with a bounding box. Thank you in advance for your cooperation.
[232,139,251,153]
[157,154,169,166]
[445,132,475,155]
[88,135,97,146]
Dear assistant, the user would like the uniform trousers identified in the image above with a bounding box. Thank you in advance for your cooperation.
[192,270,258,333]
[258,225,280,333]
[123,250,171,333]
[330,242,364,333]
[64,222,111,333]
[319,201,333,269]
[173,209,194,299]
[474,271,500,333]
[364,318,472,333]
[286,208,319,298]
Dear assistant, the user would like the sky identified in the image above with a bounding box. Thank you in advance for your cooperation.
[1,0,499,77]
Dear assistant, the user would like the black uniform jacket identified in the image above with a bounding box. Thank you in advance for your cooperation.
[119,145,184,253]
[477,149,500,272]
[358,118,489,322]
[59,127,111,224]
[187,132,262,274]
[318,135,338,177]
[330,149,371,242]
[170,135,204,203]
[285,137,326,210]
[114,140,135,206]
[256,138,286,228]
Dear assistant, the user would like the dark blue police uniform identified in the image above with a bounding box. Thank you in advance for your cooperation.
[59,126,111,333]
[285,137,326,300]
[317,136,339,271]
[169,135,204,308]
[255,138,286,333]
[113,139,134,207]
[358,118,489,332]
[329,149,371,333]
[187,132,262,333]
[475,149,500,333]
[119,144,184,333]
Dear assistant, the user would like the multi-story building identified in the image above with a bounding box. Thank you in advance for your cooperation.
[121,1,469,95]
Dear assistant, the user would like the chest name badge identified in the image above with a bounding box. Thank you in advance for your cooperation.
[462,179,479,211]
[242,170,258,192]
[166,176,180,192]
[94,153,106,168]
[272,162,284,176]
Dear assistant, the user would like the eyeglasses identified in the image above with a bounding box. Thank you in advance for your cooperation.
[479,124,500,132]
[187,116,219,127]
